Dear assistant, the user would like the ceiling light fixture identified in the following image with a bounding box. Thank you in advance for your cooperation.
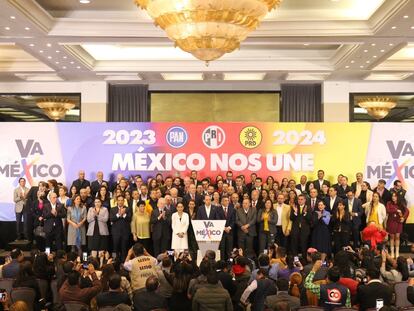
[56,50,60,53]
[358,97,397,120]
[29,43,34,47]
[4,27,10,30]
[371,43,376,46]
[389,43,394,46]
[404,15,409,19]
[39,50,44,53]
[134,0,282,62]
[10,16,16,19]
[373,55,377,58]
[36,98,75,121]
[79,0,91,3]
[380,49,385,52]
[46,43,52,47]
[391,26,397,29]
[364,50,368,52]
[63,56,67,59]
[24,27,30,30]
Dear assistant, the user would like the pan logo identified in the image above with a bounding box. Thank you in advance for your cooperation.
[202,125,226,149]
[166,126,188,148]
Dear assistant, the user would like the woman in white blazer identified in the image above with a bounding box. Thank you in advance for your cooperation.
[363,192,387,229]
[171,202,189,252]
[87,198,109,257]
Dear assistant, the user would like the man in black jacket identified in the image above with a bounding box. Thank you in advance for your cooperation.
[96,274,131,308]
[356,268,393,311]
[133,275,167,311]
[109,194,132,262]
[71,170,90,194]
[43,192,66,251]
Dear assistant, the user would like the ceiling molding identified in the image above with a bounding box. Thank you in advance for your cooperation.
[0,60,54,72]
[369,0,410,32]
[62,45,95,70]
[331,44,361,68]
[7,0,54,33]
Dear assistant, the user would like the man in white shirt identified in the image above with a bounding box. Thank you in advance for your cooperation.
[13,177,29,240]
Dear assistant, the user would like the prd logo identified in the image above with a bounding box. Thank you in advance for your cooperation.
[240,126,262,149]
[166,126,188,148]
[202,125,226,149]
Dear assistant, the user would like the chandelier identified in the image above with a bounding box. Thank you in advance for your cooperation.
[134,0,282,62]
[358,97,397,120]
[36,98,75,121]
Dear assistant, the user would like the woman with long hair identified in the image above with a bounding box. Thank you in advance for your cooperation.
[257,199,278,254]
[363,192,387,229]
[311,201,331,260]
[264,176,274,191]
[281,178,289,191]
[185,200,198,261]
[386,192,409,258]
[87,198,109,258]
[212,191,221,206]
[67,194,87,255]
[96,185,110,208]
[287,190,298,208]
[331,200,351,253]
[33,190,47,251]
[268,189,277,203]
[131,200,152,252]
[171,202,189,254]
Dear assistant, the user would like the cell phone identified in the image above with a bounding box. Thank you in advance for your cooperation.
[264,249,268,255]
[82,252,88,262]
[167,250,174,256]
[343,246,348,251]
[322,261,327,267]
[0,292,5,301]
[82,262,89,269]
[229,258,233,263]
[45,247,50,255]
[376,299,384,311]
[294,256,299,263]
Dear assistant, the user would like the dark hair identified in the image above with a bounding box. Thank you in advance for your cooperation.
[199,260,212,276]
[207,271,219,284]
[133,243,144,256]
[16,261,34,284]
[215,260,227,271]
[10,248,22,259]
[108,273,122,290]
[18,177,25,183]
[146,275,159,292]
[67,270,80,286]
[327,266,341,283]
[33,253,49,278]
[367,268,380,280]
[285,255,295,270]
[393,180,401,186]
[276,278,289,291]
[63,261,74,274]
[67,251,78,263]
[311,252,322,263]
[258,254,270,267]
[101,264,116,291]
[396,256,409,281]
[333,251,352,278]
[257,268,268,278]
[162,256,172,268]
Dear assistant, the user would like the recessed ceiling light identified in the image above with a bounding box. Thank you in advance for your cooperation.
[55,61,59,64]
[411,26,414,29]
[364,50,368,52]
[303,43,309,46]
[404,15,409,19]
[62,66,67,69]
[79,0,91,3]
[47,56,52,59]
[39,50,44,53]
[391,26,397,29]
[345,66,350,69]
[360,65,364,68]
[371,43,376,46]
[380,49,385,52]
[29,43,34,47]
[70,61,74,64]
[76,66,81,69]
[56,50,60,53]
[63,56,67,59]
[10,16,16,20]
[366,60,370,63]
[373,55,377,58]
[46,43,52,47]
[350,60,355,63]
[4,27,10,30]
[24,27,30,31]
[389,43,394,46]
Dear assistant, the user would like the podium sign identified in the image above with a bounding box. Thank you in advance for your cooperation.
[191,220,226,264]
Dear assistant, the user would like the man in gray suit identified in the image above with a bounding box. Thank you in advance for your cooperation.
[13,177,29,240]
[236,198,257,258]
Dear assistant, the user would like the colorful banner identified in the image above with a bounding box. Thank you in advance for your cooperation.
[0,122,413,222]
[192,220,226,242]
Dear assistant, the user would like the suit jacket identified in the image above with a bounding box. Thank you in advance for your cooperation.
[71,179,90,192]
[275,203,293,236]
[251,200,264,211]
[296,182,311,194]
[324,196,341,213]
[183,193,203,208]
[290,205,312,235]
[337,185,352,199]
[224,180,236,188]
[236,207,257,237]
[373,187,392,205]
[196,205,224,220]
[344,197,363,226]
[25,186,39,214]
[266,291,301,311]
[307,197,321,212]
[110,206,132,236]
[313,179,330,193]
[90,180,107,196]
[150,208,172,240]
[356,281,393,311]
[220,205,236,230]
[257,209,278,234]
[86,207,109,236]
[13,186,29,213]
[42,202,66,234]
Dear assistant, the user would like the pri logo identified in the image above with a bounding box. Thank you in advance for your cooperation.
[202,125,225,149]
[166,126,188,148]
[327,288,342,303]
[239,126,262,149]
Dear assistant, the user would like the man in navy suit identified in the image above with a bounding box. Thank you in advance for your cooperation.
[183,184,203,208]
[345,189,363,248]
[43,192,66,250]
[324,187,340,213]
[219,196,235,260]
[196,195,224,220]
[313,169,330,195]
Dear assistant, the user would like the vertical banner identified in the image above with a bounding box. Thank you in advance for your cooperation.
[0,122,413,222]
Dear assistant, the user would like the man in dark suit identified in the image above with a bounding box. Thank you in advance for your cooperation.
[356,268,393,311]
[296,175,311,194]
[96,274,131,308]
[169,187,183,209]
[324,187,340,213]
[110,194,132,262]
[25,181,48,242]
[196,195,224,220]
[235,176,248,197]
[290,194,312,256]
[225,171,236,188]
[246,173,257,194]
[133,275,168,311]
[313,169,330,194]
[236,198,257,258]
[90,171,107,197]
[345,189,363,248]
[336,176,352,199]
[251,189,264,210]
[373,179,392,205]
[219,196,235,260]
[183,184,203,208]
[71,170,90,194]
[150,197,172,256]
[43,192,66,250]
[307,188,320,213]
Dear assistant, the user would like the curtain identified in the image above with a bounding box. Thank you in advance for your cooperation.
[281,84,322,122]
[108,84,149,122]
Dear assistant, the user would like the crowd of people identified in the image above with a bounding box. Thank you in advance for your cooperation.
[1,169,412,310]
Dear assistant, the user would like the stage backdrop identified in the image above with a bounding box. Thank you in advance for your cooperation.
[0,123,413,223]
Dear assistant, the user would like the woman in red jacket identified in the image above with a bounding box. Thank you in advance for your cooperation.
[386,192,409,258]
